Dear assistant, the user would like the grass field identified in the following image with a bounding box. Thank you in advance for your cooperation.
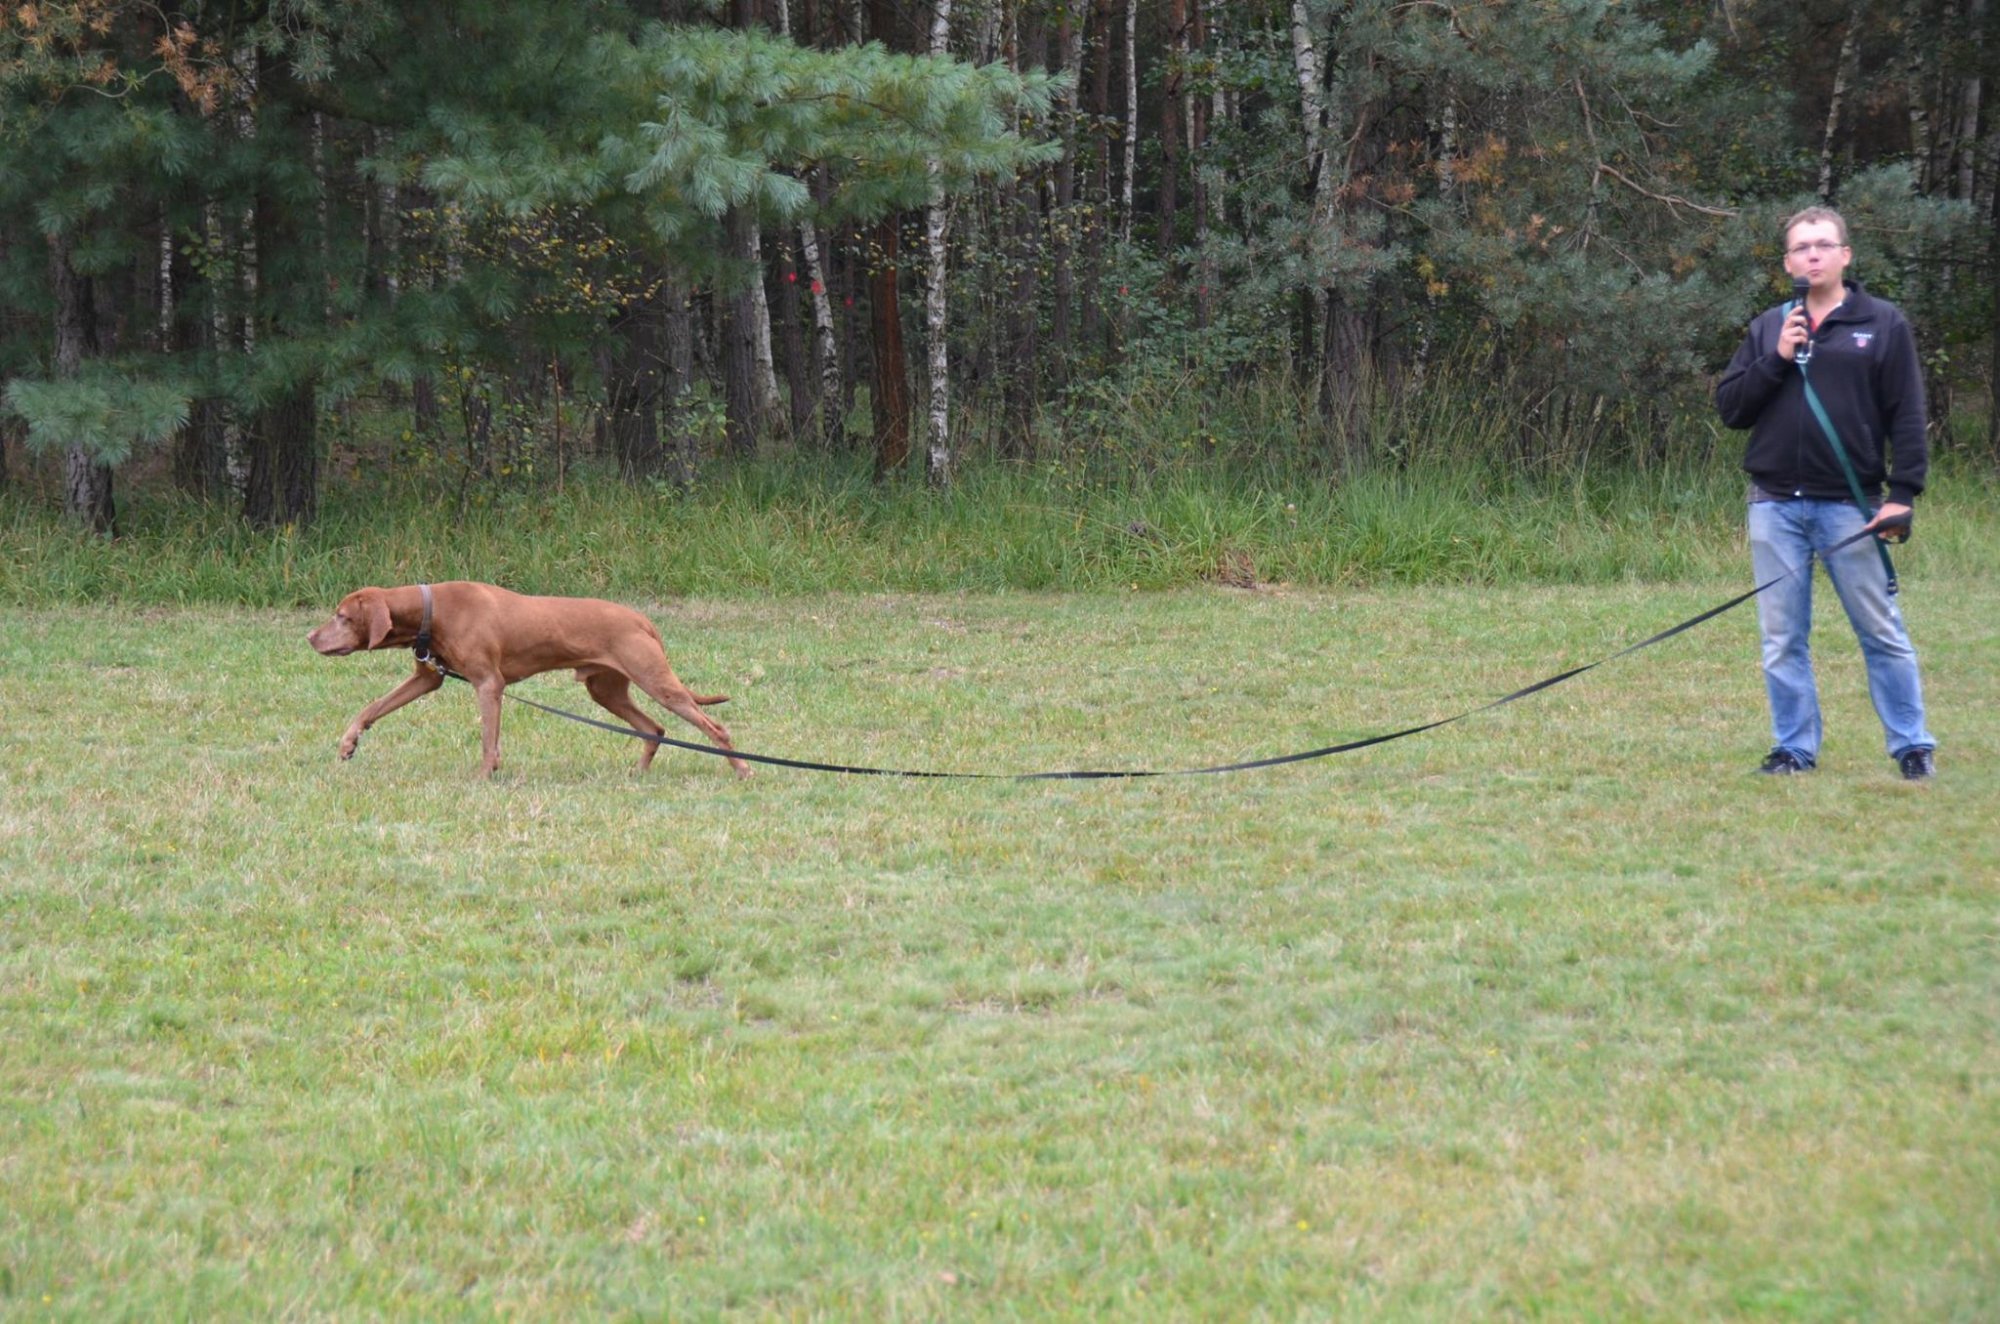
[3,574,1997,1318]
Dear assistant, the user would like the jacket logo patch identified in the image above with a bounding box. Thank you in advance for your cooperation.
[1852,332,1874,349]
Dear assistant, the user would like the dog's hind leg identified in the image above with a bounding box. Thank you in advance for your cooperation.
[626,662,752,778]
[579,669,669,772]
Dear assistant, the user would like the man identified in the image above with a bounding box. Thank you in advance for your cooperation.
[1715,206,1936,780]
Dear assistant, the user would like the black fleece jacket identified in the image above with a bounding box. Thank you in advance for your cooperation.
[1714,280,1928,507]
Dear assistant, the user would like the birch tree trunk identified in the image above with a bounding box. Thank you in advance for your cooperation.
[1954,0,1986,199]
[735,0,785,422]
[1818,0,1864,201]
[1290,0,1333,226]
[923,0,956,487]
[799,210,843,446]
[1906,0,1938,191]
[1121,0,1137,241]
[749,217,784,419]
[156,211,175,351]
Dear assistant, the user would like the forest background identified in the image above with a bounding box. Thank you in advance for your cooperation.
[0,0,1993,563]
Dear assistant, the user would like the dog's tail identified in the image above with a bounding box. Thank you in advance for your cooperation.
[693,693,729,706]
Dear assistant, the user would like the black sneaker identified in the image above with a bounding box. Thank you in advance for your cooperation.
[1758,750,1811,775]
[1898,748,1936,781]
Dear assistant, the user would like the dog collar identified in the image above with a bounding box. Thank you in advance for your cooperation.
[414,583,443,674]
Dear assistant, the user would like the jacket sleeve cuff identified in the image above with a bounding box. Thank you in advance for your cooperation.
[1887,483,1920,507]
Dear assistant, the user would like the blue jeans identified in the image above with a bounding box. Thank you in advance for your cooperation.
[1748,499,1934,764]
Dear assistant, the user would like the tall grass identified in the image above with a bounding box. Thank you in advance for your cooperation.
[4,373,1993,606]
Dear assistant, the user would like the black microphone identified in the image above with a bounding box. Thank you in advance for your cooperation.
[1791,276,1813,365]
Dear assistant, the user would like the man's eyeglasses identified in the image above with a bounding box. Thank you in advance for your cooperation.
[1787,239,1845,256]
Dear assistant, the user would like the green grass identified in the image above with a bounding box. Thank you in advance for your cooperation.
[6,452,1997,606]
[3,572,1996,1318]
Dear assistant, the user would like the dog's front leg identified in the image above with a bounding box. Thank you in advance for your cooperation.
[339,666,445,761]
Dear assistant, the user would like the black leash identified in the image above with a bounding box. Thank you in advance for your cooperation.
[436,528,1879,780]
[1791,292,1904,595]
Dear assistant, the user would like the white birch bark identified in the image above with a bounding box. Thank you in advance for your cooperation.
[748,216,783,418]
[799,215,842,440]
[1291,0,1335,229]
[157,211,175,347]
[1121,0,1138,240]
[1818,0,1864,201]
[1905,0,1935,191]
[1956,0,1986,199]
[924,0,955,487]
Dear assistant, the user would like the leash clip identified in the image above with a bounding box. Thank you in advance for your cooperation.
[413,582,445,674]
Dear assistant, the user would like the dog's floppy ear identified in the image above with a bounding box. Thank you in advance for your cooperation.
[361,590,394,650]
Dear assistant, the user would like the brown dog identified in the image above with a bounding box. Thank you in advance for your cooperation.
[307,582,751,778]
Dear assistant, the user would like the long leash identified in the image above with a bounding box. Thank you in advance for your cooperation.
[437,526,1879,780]
[1792,296,1901,595]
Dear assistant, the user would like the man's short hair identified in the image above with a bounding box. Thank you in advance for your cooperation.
[1784,206,1849,245]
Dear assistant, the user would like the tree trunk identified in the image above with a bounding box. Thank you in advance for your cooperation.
[1990,170,2000,458]
[870,213,912,479]
[924,0,956,487]
[748,214,784,422]
[1188,0,1211,328]
[605,292,667,480]
[771,231,810,442]
[868,0,912,478]
[1121,0,1138,241]
[243,392,318,536]
[1954,0,1986,199]
[1003,15,1045,451]
[1320,286,1369,465]
[1050,0,1082,366]
[153,209,174,353]
[1083,0,1115,349]
[799,212,843,446]
[662,279,700,490]
[1158,0,1183,258]
[49,231,115,535]
[273,383,320,527]
[1907,0,1938,190]
[241,113,320,530]
[1818,0,1865,202]
[165,219,225,498]
[1291,0,1331,221]
[722,205,763,456]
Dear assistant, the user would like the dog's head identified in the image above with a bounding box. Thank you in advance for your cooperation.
[307,587,396,656]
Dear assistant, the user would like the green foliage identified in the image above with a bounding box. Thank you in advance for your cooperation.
[4,365,188,465]
[628,25,1060,231]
